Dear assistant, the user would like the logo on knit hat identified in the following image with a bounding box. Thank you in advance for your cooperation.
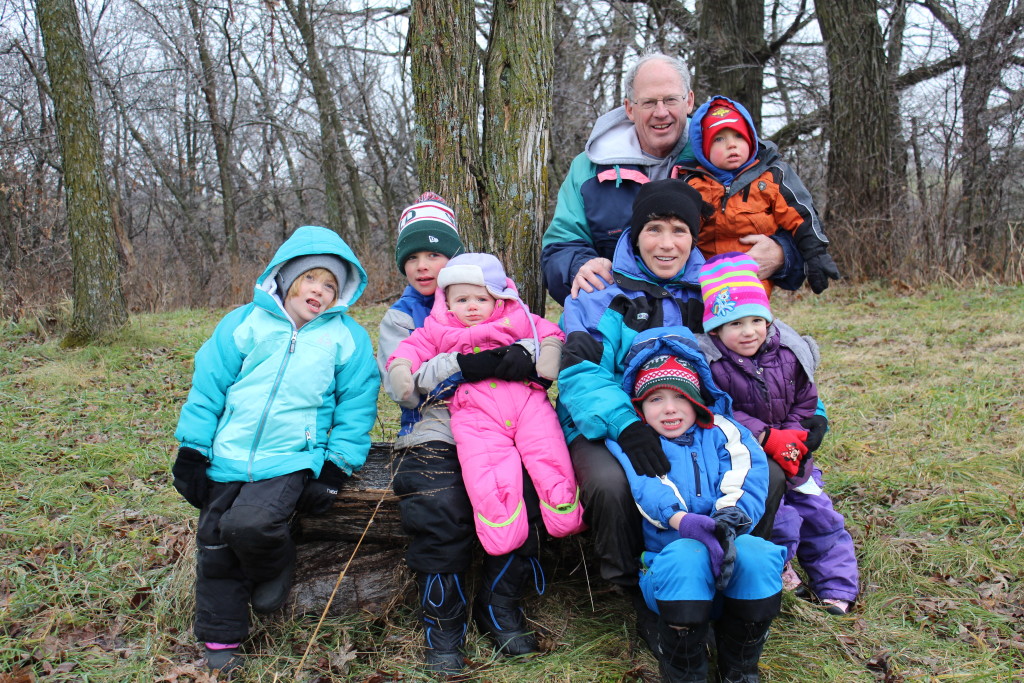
[698,252,773,333]
[711,289,736,318]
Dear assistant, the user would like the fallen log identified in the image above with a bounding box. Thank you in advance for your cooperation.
[286,442,593,616]
[287,442,407,615]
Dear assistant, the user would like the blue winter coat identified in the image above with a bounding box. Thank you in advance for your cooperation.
[175,226,380,482]
[556,229,705,444]
[604,327,769,554]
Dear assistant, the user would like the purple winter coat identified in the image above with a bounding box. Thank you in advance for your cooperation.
[705,323,818,439]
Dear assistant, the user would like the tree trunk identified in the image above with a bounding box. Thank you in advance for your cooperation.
[694,0,766,126]
[34,0,127,345]
[186,0,239,277]
[482,0,554,313]
[409,0,482,244]
[283,0,370,248]
[815,0,903,279]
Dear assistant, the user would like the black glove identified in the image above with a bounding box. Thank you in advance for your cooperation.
[713,519,738,591]
[805,253,840,294]
[711,506,751,590]
[296,461,347,515]
[494,344,534,381]
[172,447,210,509]
[457,348,505,382]
[799,415,828,453]
[617,422,670,477]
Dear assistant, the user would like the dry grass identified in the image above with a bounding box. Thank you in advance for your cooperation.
[1,283,1022,681]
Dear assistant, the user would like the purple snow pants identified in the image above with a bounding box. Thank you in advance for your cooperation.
[771,467,859,602]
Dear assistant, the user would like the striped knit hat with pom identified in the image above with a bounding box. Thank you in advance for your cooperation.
[632,354,714,429]
[698,252,773,332]
[394,192,465,272]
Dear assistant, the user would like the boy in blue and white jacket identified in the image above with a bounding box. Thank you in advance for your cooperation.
[606,327,784,682]
[172,225,379,674]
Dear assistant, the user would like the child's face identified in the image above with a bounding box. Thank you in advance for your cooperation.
[637,217,693,279]
[404,251,450,296]
[707,128,751,171]
[284,270,338,328]
[641,388,697,439]
[446,284,496,326]
[713,315,768,357]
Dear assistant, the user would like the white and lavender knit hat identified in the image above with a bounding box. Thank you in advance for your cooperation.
[394,192,465,272]
[436,253,519,300]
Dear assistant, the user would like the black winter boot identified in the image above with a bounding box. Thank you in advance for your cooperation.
[419,573,468,675]
[714,614,772,683]
[473,554,543,657]
[657,619,709,683]
[251,553,296,614]
[627,586,660,656]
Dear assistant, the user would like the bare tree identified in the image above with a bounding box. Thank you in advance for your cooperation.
[280,0,370,251]
[186,0,240,275]
[816,0,904,278]
[918,0,1024,265]
[34,0,127,343]
[482,0,554,310]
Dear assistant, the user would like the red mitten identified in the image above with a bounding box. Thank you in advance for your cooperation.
[762,428,809,477]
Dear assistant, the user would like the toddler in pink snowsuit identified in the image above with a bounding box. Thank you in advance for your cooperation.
[387,253,585,556]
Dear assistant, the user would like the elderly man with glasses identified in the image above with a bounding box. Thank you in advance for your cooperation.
[541,52,804,307]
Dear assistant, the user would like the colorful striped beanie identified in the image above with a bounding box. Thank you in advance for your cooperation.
[698,252,773,332]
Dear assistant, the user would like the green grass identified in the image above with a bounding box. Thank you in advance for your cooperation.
[1,284,1023,681]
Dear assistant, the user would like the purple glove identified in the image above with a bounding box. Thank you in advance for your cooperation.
[677,514,723,580]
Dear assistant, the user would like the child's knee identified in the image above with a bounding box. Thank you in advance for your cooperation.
[220,504,289,552]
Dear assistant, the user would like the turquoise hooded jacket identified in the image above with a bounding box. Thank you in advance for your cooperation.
[175,226,380,482]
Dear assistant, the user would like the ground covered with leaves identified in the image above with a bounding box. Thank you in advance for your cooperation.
[1,283,1022,681]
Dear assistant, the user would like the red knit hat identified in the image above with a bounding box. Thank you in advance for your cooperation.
[701,100,754,162]
[631,355,714,429]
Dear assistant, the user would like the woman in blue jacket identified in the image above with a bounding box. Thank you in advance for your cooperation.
[172,225,380,674]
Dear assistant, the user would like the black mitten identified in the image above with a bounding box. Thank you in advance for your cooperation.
[805,253,840,294]
[172,447,210,509]
[296,461,347,515]
[617,422,670,477]
[494,344,534,381]
[799,415,829,453]
[456,348,504,382]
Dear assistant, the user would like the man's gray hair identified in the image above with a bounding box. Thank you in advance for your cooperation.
[622,52,692,101]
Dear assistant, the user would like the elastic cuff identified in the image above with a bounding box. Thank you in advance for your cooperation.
[655,598,713,626]
[722,592,782,622]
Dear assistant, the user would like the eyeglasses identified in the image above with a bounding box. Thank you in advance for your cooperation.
[631,95,686,111]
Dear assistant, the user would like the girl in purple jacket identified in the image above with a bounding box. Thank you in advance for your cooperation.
[697,252,859,614]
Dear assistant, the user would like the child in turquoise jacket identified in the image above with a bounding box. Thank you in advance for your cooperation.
[172,225,379,674]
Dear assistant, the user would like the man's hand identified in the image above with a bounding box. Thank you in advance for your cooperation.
[570,257,614,299]
[739,235,784,280]
[617,421,670,477]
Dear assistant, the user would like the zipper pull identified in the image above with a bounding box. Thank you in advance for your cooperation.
[289,330,297,353]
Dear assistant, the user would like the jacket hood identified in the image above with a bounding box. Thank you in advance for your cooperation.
[621,326,733,416]
[688,95,763,185]
[256,225,367,314]
[586,106,689,167]
[611,227,705,287]
[698,319,819,382]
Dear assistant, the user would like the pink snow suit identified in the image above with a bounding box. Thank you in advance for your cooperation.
[387,281,584,556]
